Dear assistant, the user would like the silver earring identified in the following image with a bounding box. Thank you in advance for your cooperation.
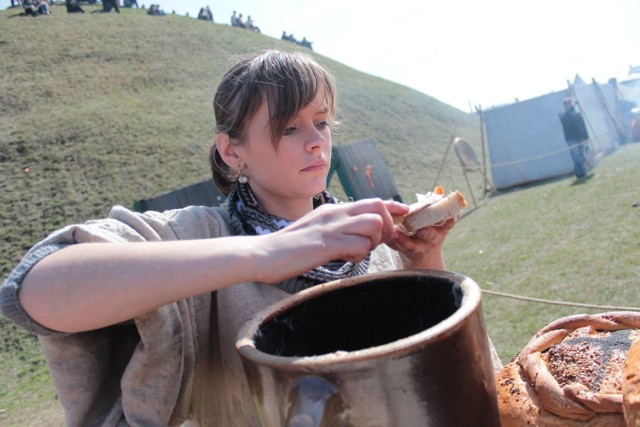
[238,170,248,184]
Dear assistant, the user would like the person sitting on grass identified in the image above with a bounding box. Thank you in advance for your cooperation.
[37,0,51,15]
[147,3,165,15]
[23,0,37,16]
[245,15,260,32]
[101,0,120,13]
[65,0,84,13]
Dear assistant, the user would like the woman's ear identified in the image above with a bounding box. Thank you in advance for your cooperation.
[216,132,242,169]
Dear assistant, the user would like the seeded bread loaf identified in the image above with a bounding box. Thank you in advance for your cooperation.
[496,312,640,427]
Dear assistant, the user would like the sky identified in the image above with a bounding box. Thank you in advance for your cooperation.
[4,0,639,112]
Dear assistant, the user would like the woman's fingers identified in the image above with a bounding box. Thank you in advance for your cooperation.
[338,199,408,241]
[285,198,410,262]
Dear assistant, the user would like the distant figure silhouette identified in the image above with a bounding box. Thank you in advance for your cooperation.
[235,13,246,28]
[245,15,260,32]
[198,6,213,21]
[281,31,313,50]
[299,37,313,50]
[147,4,165,15]
[102,0,120,13]
[65,0,85,13]
[22,0,37,16]
[285,33,298,43]
[559,96,590,179]
[37,0,51,15]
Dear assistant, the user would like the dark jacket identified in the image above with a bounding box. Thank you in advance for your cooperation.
[560,106,589,142]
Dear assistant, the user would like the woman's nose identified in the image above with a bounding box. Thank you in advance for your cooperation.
[304,127,326,151]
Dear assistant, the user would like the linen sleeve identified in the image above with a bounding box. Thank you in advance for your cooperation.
[0,205,231,335]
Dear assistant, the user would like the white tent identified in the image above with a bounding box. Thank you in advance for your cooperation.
[482,78,623,190]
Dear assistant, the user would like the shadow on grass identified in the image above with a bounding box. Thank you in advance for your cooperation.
[482,168,600,199]
[487,174,573,198]
[570,173,595,186]
[7,12,37,18]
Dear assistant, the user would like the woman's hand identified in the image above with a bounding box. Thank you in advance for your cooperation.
[260,199,409,283]
[384,216,457,270]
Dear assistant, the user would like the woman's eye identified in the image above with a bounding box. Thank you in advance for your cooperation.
[316,121,329,129]
[282,127,296,136]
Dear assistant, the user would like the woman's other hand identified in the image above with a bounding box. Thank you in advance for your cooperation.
[385,216,457,270]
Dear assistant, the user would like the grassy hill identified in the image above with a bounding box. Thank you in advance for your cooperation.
[2,5,638,425]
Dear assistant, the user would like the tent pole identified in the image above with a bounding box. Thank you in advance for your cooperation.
[462,168,478,209]
[591,77,628,145]
[432,135,455,189]
[476,105,489,196]
[567,81,601,154]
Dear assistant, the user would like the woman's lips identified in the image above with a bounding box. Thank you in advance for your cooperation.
[302,159,327,172]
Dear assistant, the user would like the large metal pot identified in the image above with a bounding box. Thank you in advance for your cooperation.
[236,270,500,427]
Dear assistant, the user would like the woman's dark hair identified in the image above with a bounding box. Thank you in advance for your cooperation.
[210,50,337,196]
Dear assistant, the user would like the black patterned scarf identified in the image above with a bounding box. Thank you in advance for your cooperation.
[224,182,371,293]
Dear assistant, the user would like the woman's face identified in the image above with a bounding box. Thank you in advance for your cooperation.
[238,91,332,218]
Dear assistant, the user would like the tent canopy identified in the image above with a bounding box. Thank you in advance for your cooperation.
[328,139,402,202]
[483,79,623,190]
[132,180,225,212]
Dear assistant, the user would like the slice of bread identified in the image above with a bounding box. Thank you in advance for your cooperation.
[396,187,467,236]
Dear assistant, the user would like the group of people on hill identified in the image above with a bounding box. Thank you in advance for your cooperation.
[147,4,166,15]
[281,32,313,50]
[10,1,317,50]
[197,5,213,22]
[11,0,144,15]
[230,10,260,32]
[19,0,51,16]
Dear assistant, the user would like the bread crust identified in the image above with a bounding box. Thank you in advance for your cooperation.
[496,312,640,427]
[497,360,625,427]
[624,338,640,426]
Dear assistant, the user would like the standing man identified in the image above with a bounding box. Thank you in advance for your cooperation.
[559,96,590,179]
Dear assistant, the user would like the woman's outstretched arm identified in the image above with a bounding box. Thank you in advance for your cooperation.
[19,198,408,333]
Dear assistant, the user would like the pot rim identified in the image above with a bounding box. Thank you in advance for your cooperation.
[236,269,482,370]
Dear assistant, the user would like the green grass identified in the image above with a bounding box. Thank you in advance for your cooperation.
[2,4,638,424]
[445,144,640,360]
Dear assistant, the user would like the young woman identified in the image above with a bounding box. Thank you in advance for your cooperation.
[1,50,456,426]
